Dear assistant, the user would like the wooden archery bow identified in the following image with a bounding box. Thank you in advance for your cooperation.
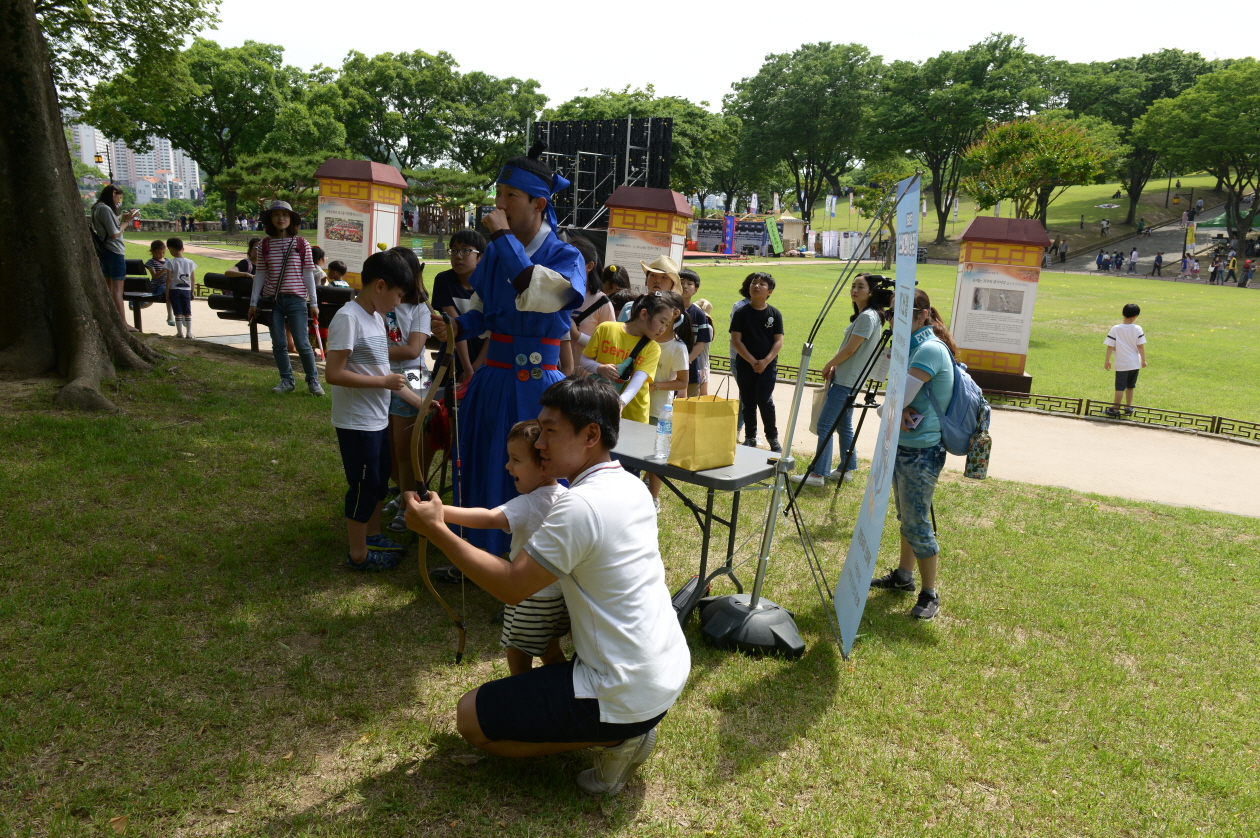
[410,314,466,662]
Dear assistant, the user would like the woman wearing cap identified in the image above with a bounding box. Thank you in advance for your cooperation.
[615,255,681,322]
[247,201,324,395]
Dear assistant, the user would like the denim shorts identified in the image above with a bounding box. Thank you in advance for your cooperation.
[389,390,420,418]
[892,442,946,559]
[98,252,126,282]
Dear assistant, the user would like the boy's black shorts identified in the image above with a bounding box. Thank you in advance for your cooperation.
[1114,369,1140,391]
[476,658,666,743]
[336,427,391,522]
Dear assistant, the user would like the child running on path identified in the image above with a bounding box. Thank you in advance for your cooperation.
[324,250,425,570]
[1103,303,1148,417]
[729,272,785,452]
[443,421,569,674]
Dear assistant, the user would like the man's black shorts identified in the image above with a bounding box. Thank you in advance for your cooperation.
[476,658,666,743]
[1114,369,1140,391]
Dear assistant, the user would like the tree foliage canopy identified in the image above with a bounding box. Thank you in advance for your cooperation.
[729,42,878,223]
[963,113,1112,222]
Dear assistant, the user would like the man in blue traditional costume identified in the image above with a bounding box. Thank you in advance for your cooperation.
[432,142,585,559]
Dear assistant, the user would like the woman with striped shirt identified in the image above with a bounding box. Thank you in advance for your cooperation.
[248,202,324,395]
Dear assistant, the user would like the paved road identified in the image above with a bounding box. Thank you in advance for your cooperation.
[1059,204,1231,274]
[727,374,1260,519]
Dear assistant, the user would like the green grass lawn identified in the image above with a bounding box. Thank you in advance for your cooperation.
[687,262,1260,422]
[1,343,1257,836]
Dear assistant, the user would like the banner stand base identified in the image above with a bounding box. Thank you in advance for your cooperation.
[698,594,805,658]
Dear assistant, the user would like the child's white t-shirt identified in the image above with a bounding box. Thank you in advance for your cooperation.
[166,256,196,291]
[1104,323,1147,372]
[497,483,566,598]
[327,300,390,431]
[524,461,690,724]
[649,338,688,419]
[386,303,432,373]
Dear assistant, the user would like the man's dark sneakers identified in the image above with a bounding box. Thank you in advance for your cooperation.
[767,438,782,453]
[911,589,940,620]
[870,566,915,592]
[742,437,757,448]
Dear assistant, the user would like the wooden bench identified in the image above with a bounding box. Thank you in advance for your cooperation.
[121,259,170,332]
[203,272,353,352]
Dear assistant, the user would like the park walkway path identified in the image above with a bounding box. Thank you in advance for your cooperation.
[738,375,1260,519]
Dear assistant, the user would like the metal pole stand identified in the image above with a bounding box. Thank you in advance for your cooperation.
[699,344,811,657]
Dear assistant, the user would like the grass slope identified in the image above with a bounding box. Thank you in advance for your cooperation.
[685,262,1260,421]
[0,345,1257,836]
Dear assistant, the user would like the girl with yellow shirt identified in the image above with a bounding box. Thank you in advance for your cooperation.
[580,294,673,423]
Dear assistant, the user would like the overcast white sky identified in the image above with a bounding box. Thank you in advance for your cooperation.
[211,0,1255,109]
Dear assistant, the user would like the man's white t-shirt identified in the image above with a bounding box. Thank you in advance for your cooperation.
[327,300,390,431]
[1104,323,1147,372]
[386,302,432,373]
[524,461,690,724]
[498,483,566,598]
[650,338,688,419]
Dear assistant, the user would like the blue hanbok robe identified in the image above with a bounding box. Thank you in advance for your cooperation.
[452,224,584,555]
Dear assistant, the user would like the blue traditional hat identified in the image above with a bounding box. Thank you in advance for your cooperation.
[496,141,571,231]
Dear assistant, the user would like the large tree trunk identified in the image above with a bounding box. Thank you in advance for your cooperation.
[224,188,239,232]
[0,0,156,410]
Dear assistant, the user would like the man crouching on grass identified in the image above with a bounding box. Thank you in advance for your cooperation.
[403,376,690,796]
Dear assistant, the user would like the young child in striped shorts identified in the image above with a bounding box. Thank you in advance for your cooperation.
[442,420,569,674]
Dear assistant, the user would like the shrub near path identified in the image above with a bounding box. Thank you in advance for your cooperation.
[0,340,1258,835]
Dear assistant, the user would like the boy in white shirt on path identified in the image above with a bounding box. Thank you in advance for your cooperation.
[325,251,426,570]
[1103,303,1148,417]
[442,420,569,675]
[403,376,689,797]
[164,238,198,338]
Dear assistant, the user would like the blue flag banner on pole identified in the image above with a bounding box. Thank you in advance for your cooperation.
[722,215,736,255]
[834,174,920,659]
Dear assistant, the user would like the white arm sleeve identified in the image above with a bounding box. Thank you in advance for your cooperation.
[576,330,591,347]
[516,266,574,313]
[579,353,601,373]
[304,269,317,305]
[877,373,925,417]
[619,370,648,405]
[250,266,266,306]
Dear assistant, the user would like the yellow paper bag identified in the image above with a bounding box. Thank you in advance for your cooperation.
[668,395,739,471]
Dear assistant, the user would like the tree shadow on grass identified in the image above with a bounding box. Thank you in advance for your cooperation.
[236,731,645,837]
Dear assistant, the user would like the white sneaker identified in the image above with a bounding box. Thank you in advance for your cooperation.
[827,470,858,484]
[789,473,825,488]
[308,380,325,396]
[576,728,657,796]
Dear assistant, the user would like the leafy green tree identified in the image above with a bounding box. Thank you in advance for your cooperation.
[139,202,170,220]
[544,86,723,201]
[337,49,458,170]
[447,72,545,179]
[87,39,293,232]
[1135,60,1260,247]
[165,197,197,218]
[217,152,325,220]
[962,113,1112,224]
[729,43,879,229]
[402,168,489,211]
[876,35,1051,244]
[1060,49,1211,224]
[35,0,218,110]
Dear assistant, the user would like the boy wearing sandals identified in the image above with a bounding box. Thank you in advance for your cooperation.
[1103,303,1147,417]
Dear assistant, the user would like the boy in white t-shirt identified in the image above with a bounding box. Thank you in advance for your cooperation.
[325,251,426,571]
[442,420,569,675]
[1103,303,1148,417]
[403,375,689,797]
[164,238,198,338]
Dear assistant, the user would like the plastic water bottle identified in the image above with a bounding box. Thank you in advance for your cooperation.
[654,398,673,459]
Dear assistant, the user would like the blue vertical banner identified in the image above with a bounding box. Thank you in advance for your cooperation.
[722,214,736,255]
[834,175,920,659]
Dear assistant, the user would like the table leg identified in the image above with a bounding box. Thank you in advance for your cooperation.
[724,491,744,593]
[696,488,715,586]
